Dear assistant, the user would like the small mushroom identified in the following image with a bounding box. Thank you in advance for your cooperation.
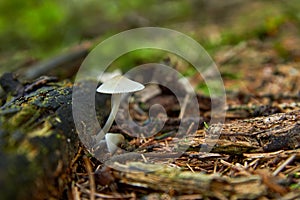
[105,133,125,154]
[95,75,144,153]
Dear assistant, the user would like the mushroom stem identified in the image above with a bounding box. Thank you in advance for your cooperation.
[95,93,122,141]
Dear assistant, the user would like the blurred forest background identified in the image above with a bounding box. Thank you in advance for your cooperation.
[0,0,300,82]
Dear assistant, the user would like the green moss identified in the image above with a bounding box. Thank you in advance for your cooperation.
[0,81,79,198]
[8,104,38,128]
[290,183,300,190]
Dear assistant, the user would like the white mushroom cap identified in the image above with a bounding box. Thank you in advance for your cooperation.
[97,69,122,83]
[97,75,144,94]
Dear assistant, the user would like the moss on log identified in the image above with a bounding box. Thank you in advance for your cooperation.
[0,74,109,199]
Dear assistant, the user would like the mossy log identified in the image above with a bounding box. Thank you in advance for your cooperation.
[0,73,109,199]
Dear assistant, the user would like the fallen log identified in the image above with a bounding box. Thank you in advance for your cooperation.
[0,74,109,199]
[210,110,300,153]
[101,161,267,199]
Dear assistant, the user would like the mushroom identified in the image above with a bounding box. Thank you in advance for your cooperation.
[95,75,144,153]
[105,133,125,154]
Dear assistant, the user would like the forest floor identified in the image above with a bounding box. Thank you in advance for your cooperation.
[67,23,300,199]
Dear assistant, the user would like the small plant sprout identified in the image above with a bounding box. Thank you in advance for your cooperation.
[204,121,210,129]
[95,75,145,153]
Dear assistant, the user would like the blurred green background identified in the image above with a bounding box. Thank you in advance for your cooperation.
[0,0,299,76]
